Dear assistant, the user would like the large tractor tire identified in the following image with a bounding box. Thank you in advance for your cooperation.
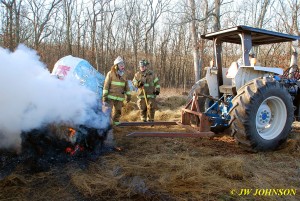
[229,77,294,151]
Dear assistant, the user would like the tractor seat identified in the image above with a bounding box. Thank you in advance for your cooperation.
[219,85,237,95]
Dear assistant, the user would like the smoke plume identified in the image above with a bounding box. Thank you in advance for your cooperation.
[0,45,110,150]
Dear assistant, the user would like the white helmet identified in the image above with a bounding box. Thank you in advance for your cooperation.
[114,56,124,65]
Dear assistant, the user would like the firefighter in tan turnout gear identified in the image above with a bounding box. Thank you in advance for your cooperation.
[103,56,131,125]
[133,59,160,122]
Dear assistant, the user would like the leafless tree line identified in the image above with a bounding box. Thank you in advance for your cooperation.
[1,0,300,89]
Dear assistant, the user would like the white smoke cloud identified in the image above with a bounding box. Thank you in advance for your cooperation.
[0,44,110,150]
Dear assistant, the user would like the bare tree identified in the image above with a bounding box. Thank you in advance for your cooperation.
[0,0,297,88]
[143,0,171,56]
[256,0,271,28]
[26,0,62,50]
[62,0,74,54]
[1,0,14,50]
[276,0,300,64]
[73,0,86,57]
[1,0,24,50]
[124,0,143,70]
[188,0,200,82]
[213,0,221,31]
[86,0,113,69]
[100,0,117,74]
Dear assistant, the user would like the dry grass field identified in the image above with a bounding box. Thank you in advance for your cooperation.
[1,88,300,201]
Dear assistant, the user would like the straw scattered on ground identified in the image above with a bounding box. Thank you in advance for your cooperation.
[1,88,300,201]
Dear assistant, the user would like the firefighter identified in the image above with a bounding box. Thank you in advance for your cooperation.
[132,59,160,122]
[102,56,131,125]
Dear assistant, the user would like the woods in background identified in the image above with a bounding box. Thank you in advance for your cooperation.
[1,0,299,90]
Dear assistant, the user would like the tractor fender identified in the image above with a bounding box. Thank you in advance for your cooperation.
[234,66,283,91]
[252,66,283,75]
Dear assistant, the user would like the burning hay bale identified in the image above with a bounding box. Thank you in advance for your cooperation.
[0,48,113,177]
[0,125,113,179]
[19,125,110,172]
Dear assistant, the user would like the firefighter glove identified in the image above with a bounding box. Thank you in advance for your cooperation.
[102,101,109,107]
[137,80,144,87]
[154,90,160,95]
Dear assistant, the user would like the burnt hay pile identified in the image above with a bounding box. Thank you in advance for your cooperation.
[0,125,111,178]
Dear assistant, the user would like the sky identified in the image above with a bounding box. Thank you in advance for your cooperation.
[0,44,110,151]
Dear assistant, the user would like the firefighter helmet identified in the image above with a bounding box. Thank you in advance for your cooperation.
[139,59,149,66]
[114,56,124,65]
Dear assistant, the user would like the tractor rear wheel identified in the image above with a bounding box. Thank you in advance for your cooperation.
[229,77,294,151]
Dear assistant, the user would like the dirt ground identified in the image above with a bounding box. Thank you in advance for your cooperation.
[1,88,300,201]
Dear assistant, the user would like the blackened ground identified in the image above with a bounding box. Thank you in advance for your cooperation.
[0,150,20,180]
[0,126,110,177]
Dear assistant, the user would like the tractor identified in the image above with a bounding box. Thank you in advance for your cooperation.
[187,25,300,151]
[121,25,300,152]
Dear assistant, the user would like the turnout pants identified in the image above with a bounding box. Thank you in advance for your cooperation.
[137,98,156,121]
[107,99,123,125]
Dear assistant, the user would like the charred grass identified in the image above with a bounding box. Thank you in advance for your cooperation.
[1,88,300,200]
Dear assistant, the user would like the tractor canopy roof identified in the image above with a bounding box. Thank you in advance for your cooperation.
[201,25,300,45]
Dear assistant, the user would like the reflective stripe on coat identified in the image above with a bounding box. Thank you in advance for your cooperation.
[132,69,160,99]
[103,67,131,102]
